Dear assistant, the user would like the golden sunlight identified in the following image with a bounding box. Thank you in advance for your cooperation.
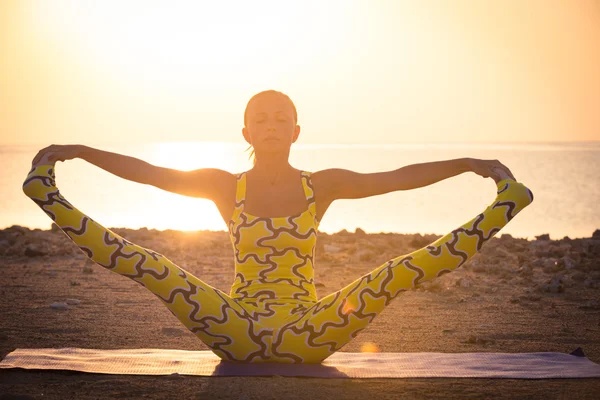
[29,0,347,96]
[136,142,238,232]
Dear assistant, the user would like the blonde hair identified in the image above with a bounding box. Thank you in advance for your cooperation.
[244,90,298,166]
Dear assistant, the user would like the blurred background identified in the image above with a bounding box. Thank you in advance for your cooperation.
[2,0,599,239]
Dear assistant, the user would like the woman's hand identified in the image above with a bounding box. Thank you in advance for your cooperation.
[31,144,83,167]
[466,158,516,183]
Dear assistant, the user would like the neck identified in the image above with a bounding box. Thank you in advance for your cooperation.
[250,152,295,185]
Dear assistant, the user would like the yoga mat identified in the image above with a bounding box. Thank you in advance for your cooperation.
[2,348,600,378]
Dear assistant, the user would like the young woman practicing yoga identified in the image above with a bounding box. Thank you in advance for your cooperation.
[23,90,534,364]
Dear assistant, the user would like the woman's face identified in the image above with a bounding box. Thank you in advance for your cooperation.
[243,94,300,152]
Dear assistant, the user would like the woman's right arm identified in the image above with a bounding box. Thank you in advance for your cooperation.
[79,145,234,200]
[78,145,155,185]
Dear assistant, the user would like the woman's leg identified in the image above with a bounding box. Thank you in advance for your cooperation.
[272,179,534,363]
[22,164,272,362]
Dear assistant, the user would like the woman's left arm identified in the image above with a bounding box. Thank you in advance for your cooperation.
[320,158,473,201]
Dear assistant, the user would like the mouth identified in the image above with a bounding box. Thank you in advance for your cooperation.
[264,137,279,142]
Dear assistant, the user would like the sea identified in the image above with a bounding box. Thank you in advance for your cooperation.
[2,141,599,240]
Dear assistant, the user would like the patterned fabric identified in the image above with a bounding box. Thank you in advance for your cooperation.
[228,171,319,307]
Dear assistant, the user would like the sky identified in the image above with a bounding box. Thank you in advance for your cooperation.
[1,0,599,146]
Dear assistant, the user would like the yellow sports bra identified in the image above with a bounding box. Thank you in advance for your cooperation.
[227,171,320,305]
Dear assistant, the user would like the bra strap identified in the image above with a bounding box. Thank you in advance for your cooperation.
[232,172,246,221]
[301,171,318,222]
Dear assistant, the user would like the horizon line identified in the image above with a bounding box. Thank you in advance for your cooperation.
[2,139,599,147]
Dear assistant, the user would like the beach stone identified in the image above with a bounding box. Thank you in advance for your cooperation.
[559,256,577,270]
[519,293,542,302]
[50,302,68,310]
[324,244,342,253]
[409,234,430,248]
[483,286,498,294]
[571,271,586,282]
[518,264,533,277]
[24,244,47,257]
[540,276,565,293]
[592,229,600,240]
[535,234,551,241]
[161,327,185,337]
[583,279,598,289]
[456,277,473,288]
[354,249,376,262]
[65,298,81,305]
[531,258,544,269]
[355,228,366,236]
[579,300,600,310]
[542,258,561,273]
[6,225,28,235]
[465,335,495,345]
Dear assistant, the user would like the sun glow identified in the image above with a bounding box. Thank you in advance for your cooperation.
[136,142,242,232]
[29,0,351,96]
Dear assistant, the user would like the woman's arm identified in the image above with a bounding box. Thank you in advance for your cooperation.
[320,158,472,201]
[391,158,472,191]
[30,144,232,201]
[78,145,155,185]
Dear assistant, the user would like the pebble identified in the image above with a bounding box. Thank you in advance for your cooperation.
[560,256,577,270]
[571,271,586,282]
[50,302,68,310]
[24,244,47,257]
[583,279,598,289]
[518,264,533,277]
[540,276,565,293]
[354,249,376,262]
[519,293,542,302]
[456,277,473,288]
[66,298,81,305]
[465,335,495,345]
[324,245,342,253]
[161,327,185,337]
[543,258,561,273]
[579,300,600,310]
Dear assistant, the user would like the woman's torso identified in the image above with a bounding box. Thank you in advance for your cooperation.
[222,169,331,309]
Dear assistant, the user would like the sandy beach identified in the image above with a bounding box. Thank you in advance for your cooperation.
[1,225,599,399]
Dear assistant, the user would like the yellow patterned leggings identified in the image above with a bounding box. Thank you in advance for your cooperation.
[23,164,534,363]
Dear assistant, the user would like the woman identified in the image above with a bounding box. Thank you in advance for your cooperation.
[23,89,534,364]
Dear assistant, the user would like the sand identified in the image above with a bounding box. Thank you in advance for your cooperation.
[1,225,599,399]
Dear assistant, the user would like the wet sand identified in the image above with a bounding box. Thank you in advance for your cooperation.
[1,225,599,399]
